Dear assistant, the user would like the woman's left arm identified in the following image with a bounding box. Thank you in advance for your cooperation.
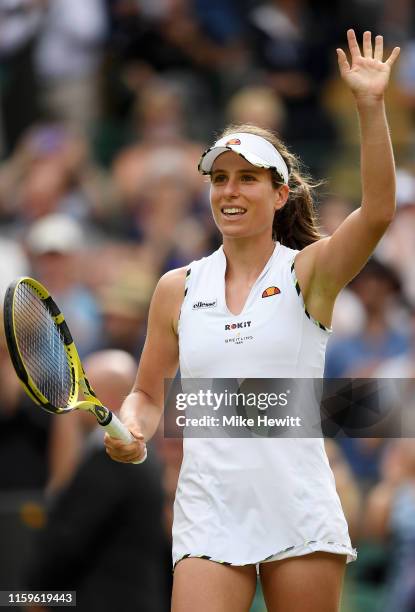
[305,30,400,298]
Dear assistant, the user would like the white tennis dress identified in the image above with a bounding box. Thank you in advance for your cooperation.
[173,242,357,567]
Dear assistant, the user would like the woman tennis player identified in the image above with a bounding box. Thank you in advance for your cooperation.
[105,30,400,611]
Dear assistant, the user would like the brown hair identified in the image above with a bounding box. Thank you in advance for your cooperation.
[217,124,321,250]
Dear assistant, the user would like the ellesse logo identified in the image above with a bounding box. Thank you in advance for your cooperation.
[193,299,217,310]
[226,138,241,146]
[262,286,280,298]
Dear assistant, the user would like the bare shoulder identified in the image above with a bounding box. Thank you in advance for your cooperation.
[151,267,188,334]
[156,266,188,295]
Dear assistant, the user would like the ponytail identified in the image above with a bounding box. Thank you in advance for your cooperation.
[272,168,321,250]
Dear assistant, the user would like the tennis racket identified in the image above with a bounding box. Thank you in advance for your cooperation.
[3,277,146,464]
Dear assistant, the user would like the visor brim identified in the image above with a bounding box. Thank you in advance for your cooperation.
[198,145,285,183]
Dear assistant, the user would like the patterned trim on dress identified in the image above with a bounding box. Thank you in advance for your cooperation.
[178,267,192,325]
[290,259,332,333]
[184,267,191,297]
[173,540,356,570]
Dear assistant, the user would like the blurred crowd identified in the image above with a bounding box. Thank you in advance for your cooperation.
[1,0,415,611]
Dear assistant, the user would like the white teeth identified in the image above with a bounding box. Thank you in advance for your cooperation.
[222,208,246,214]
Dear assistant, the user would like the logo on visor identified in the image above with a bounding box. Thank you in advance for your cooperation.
[262,286,281,298]
[226,138,241,146]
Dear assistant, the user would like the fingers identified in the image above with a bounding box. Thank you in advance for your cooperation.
[336,48,350,76]
[129,427,145,441]
[104,432,146,463]
[374,35,383,61]
[350,30,377,60]
[344,29,400,67]
[386,46,401,66]
[362,30,372,58]
[347,29,361,61]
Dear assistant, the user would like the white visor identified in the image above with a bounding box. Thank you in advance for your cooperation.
[198,132,289,184]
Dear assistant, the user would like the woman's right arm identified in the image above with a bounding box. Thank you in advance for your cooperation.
[104,267,187,463]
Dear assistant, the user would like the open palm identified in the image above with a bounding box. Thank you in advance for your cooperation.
[337,30,400,101]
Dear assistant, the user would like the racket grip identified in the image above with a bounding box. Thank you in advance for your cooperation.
[103,412,147,465]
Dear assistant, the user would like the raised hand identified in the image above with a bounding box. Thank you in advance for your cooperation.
[337,30,400,103]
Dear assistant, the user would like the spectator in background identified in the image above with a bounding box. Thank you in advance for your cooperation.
[47,349,138,494]
[24,214,103,357]
[325,258,409,489]
[226,85,286,132]
[164,216,214,272]
[325,258,409,379]
[111,78,209,268]
[126,171,197,264]
[376,168,415,304]
[0,319,51,490]
[0,0,44,155]
[247,0,338,175]
[318,194,355,238]
[379,0,414,45]
[25,349,169,611]
[397,38,415,111]
[0,236,29,298]
[17,156,80,222]
[365,440,415,612]
[102,0,250,154]
[391,0,415,120]
[0,311,52,596]
[34,0,107,134]
[318,195,366,337]
[98,267,157,358]
[46,351,140,494]
[376,306,415,379]
[0,123,116,228]
[375,306,415,448]
[112,78,204,207]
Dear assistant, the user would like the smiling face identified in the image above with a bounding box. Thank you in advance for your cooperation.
[210,151,288,241]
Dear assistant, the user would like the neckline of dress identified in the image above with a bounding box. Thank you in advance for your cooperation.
[218,242,280,317]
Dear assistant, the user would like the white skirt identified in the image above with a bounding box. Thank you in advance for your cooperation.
[172,438,357,568]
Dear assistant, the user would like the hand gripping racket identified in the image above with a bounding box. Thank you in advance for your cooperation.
[3,277,146,464]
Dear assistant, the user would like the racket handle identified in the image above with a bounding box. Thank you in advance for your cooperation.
[103,412,147,465]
